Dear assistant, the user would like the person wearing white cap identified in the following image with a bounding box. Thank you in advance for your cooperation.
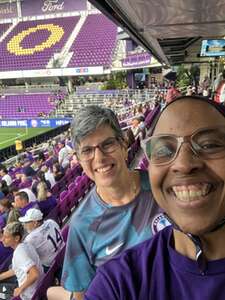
[19,209,64,271]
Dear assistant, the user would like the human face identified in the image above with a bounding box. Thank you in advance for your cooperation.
[77,125,128,189]
[23,221,36,233]
[14,195,25,209]
[149,99,225,235]
[2,230,17,248]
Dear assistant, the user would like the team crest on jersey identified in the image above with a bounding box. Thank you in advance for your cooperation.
[151,213,171,235]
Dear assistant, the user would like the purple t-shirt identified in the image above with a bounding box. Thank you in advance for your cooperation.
[85,226,225,300]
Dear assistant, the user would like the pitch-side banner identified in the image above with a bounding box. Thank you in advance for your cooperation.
[0,118,72,128]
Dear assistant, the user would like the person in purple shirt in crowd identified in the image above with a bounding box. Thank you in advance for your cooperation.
[36,181,57,217]
[85,96,225,300]
[8,191,38,222]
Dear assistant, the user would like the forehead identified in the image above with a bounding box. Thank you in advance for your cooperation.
[79,125,115,146]
[3,230,12,238]
[154,100,225,135]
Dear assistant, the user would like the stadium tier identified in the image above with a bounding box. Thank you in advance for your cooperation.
[0,23,11,37]
[0,16,80,71]
[0,94,56,118]
[68,14,117,68]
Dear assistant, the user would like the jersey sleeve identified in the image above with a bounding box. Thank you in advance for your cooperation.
[61,216,96,292]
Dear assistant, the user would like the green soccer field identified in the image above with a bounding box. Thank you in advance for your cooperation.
[0,127,53,150]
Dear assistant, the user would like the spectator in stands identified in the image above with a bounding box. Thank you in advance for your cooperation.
[0,198,12,229]
[0,165,12,186]
[19,209,64,272]
[165,82,181,103]
[47,105,165,300]
[0,180,9,197]
[0,222,43,299]
[58,140,73,170]
[131,116,146,139]
[84,96,225,300]
[36,182,57,217]
[52,162,65,182]
[70,152,78,169]
[8,191,38,222]
[40,165,56,188]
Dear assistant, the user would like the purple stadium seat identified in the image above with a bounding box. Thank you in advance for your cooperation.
[0,17,80,71]
[59,190,68,202]
[68,14,117,68]
[68,182,75,191]
[31,244,66,300]
[0,93,57,118]
[61,224,69,242]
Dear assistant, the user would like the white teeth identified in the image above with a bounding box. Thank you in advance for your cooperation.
[172,184,211,202]
[97,165,112,173]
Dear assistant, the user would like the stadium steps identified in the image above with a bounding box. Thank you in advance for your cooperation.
[47,14,87,69]
[0,21,18,43]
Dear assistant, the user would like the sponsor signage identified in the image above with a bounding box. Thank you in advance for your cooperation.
[0,2,17,19]
[0,118,71,128]
[22,0,87,17]
[122,52,151,67]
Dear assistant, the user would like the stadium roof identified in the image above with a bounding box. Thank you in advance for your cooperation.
[89,0,225,66]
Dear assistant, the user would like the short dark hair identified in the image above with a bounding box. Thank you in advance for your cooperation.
[15,191,29,203]
[71,105,124,148]
[0,164,7,174]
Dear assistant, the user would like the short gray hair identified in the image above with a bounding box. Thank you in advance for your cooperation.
[71,105,124,148]
[4,222,24,240]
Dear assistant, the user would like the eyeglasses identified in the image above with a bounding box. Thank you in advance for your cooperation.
[141,126,225,165]
[77,137,121,162]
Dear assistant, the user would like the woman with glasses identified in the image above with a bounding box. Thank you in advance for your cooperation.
[84,96,225,300]
[48,105,165,300]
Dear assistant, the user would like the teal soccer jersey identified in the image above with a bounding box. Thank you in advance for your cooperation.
[61,170,170,292]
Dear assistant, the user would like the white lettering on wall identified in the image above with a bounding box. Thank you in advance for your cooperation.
[0,4,13,15]
[42,0,65,12]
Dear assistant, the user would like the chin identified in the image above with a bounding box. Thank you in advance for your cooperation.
[177,220,217,236]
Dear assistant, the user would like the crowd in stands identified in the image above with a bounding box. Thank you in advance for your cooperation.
[0,83,224,299]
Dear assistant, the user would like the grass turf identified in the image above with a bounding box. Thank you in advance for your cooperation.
[0,127,53,150]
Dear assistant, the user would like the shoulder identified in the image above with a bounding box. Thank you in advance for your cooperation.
[99,226,172,275]
[71,189,106,222]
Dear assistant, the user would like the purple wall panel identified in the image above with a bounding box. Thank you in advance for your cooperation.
[22,0,87,17]
[0,2,17,19]
[122,52,151,68]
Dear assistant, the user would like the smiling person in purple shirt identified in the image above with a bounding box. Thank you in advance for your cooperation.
[85,96,225,300]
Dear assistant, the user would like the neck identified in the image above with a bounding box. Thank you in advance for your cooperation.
[97,170,140,206]
[173,226,225,261]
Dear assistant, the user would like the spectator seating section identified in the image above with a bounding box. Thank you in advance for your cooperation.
[0,93,56,118]
[68,14,117,68]
[0,23,11,37]
[8,118,143,299]
[0,17,79,71]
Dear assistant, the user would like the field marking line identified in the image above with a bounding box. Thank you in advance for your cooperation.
[0,132,27,146]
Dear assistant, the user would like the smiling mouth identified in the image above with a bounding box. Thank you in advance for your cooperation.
[170,183,213,202]
[95,164,114,173]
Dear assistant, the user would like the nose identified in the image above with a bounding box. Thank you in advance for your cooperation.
[170,143,204,174]
[93,146,107,161]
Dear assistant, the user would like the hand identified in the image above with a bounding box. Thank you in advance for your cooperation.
[13,287,23,297]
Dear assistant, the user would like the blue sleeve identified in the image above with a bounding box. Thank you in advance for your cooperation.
[61,216,96,292]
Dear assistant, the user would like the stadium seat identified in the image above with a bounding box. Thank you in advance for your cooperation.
[30,244,66,300]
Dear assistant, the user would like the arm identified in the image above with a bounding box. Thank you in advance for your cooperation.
[73,291,85,300]
[13,265,39,297]
[0,269,14,280]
